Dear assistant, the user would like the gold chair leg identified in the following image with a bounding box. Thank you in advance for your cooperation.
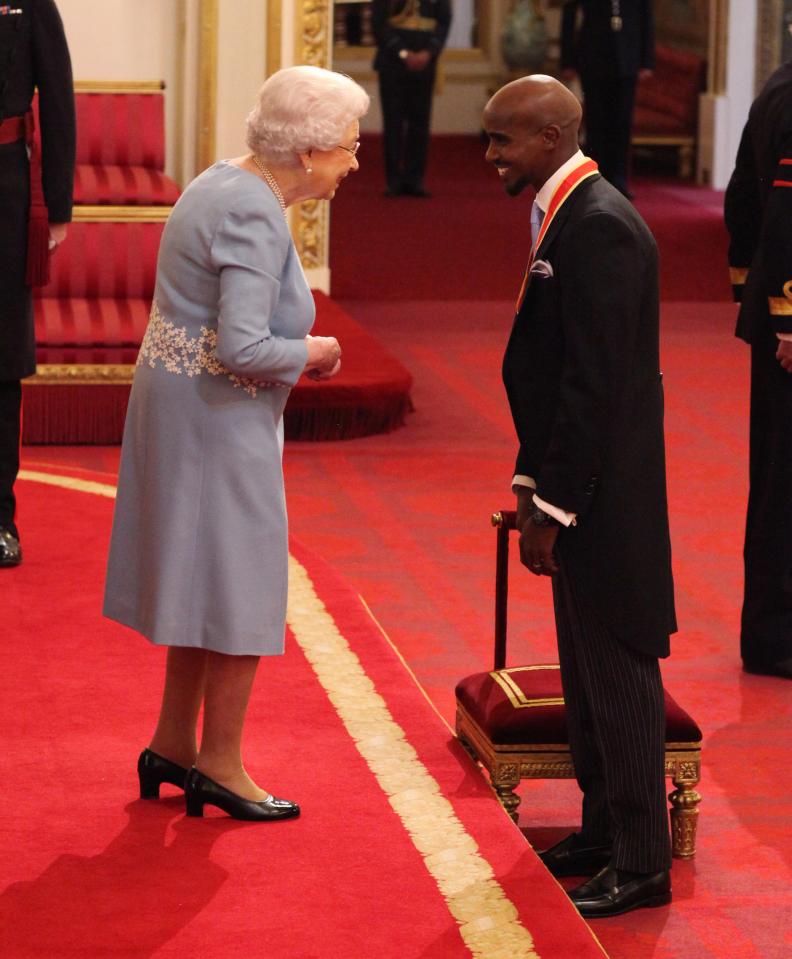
[679,143,694,179]
[669,775,701,859]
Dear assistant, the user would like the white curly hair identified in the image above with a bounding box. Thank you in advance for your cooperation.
[246,66,370,166]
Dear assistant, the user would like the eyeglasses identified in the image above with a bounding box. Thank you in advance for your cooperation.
[337,141,360,156]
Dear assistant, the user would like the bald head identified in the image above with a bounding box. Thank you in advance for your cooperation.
[482,75,583,195]
[486,75,582,145]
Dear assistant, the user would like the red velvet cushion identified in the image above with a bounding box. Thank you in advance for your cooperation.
[634,45,706,131]
[74,164,180,206]
[75,93,166,169]
[34,297,151,348]
[33,222,164,300]
[455,665,702,746]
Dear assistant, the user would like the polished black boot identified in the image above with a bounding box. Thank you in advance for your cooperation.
[0,528,21,567]
[184,767,300,822]
[138,748,190,799]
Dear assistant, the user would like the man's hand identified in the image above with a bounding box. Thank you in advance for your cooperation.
[48,222,68,251]
[519,520,560,577]
[515,488,559,576]
[406,50,432,71]
[777,338,792,373]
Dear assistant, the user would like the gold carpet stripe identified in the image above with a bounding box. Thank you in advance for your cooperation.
[18,469,117,499]
[287,557,539,959]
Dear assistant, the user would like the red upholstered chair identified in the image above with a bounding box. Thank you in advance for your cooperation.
[33,219,162,362]
[631,45,707,178]
[69,84,180,205]
[454,512,703,860]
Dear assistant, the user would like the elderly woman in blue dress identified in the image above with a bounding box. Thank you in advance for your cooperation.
[104,67,369,822]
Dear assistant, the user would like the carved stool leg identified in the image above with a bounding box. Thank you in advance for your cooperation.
[669,773,701,859]
[493,763,521,823]
[494,782,521,822]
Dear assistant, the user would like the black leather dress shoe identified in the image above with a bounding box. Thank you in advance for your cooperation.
[0,528,22,567]
[185,767,300,822]
[569,866,671,917]
[744,658,792,679]
[538,833,613,877]
[138,748,190,799]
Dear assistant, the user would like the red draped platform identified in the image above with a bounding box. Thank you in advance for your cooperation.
[23,290,413,444]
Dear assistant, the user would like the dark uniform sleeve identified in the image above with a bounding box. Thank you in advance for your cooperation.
[372,0,451,68]
[764,131,792,331]
[639,0,655,71]
[31,0,75,223]
[723,122,760,303]
[560,1,579,72]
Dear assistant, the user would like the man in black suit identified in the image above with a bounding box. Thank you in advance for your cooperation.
[725,59,792,680]
[483,75,676,917]
[560,0,654,197]
[0,0,74,567]
[372,0,451,197]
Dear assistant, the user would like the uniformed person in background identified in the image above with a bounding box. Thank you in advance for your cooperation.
[372,0,451,197]
[725,57,792,680]
[0,0,75,567]
[560,0,654,198]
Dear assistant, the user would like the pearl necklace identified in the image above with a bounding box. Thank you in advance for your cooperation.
[251,155,287,216]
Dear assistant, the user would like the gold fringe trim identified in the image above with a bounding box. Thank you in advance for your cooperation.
[287,557,540,959]
[729,267,748,285]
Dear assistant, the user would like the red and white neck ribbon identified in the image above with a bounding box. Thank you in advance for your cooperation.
[515,156,599,313]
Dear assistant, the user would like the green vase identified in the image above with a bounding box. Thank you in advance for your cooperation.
[501,0,548,72]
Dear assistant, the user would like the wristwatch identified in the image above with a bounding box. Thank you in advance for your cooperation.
[531,505,559,527]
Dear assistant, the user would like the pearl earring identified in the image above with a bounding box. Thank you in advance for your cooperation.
[306,165,313,175]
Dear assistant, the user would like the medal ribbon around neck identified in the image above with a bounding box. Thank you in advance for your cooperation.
[515,157,599,313]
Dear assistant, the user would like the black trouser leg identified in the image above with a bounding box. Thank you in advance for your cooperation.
[553,560,671,873]
[741,329,792,666]
[378,71,407,190]
[581,74,637,195]
[402,69,435,190]
[0,380,22,539]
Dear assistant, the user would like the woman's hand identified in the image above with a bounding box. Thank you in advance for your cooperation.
[305,335,341,377]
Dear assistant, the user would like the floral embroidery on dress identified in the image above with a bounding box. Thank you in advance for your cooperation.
[137,301,284,398]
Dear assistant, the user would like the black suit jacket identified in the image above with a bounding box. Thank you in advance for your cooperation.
[724,59,792,344]
[561,0,654,78]
[503,174,676,657]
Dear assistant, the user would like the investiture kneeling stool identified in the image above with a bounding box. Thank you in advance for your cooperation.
[455,510,702,859]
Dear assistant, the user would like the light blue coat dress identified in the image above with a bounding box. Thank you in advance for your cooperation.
[104,162,314,655]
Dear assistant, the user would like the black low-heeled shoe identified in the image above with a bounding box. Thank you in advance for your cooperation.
[184,767,300,822]
[138,748,190,800]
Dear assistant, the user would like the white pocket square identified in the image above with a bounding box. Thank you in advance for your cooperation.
[529,259,554,278]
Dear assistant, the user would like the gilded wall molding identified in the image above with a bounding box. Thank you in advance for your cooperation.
[197,0,219,171]
[755,0,788,91]
[293,1,332,273]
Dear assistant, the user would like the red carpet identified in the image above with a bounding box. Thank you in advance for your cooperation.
[1,467,606,959]
[14,138,792,958]
[330,135,731,303]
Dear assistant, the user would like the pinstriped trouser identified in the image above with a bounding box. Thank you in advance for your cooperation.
[552,558,672,873]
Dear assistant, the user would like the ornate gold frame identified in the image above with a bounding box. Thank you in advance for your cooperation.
[197,0,219,171]
[755,0,789,90]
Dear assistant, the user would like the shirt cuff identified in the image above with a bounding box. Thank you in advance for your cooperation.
[511,474,536,491]
[533,494,577,528]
